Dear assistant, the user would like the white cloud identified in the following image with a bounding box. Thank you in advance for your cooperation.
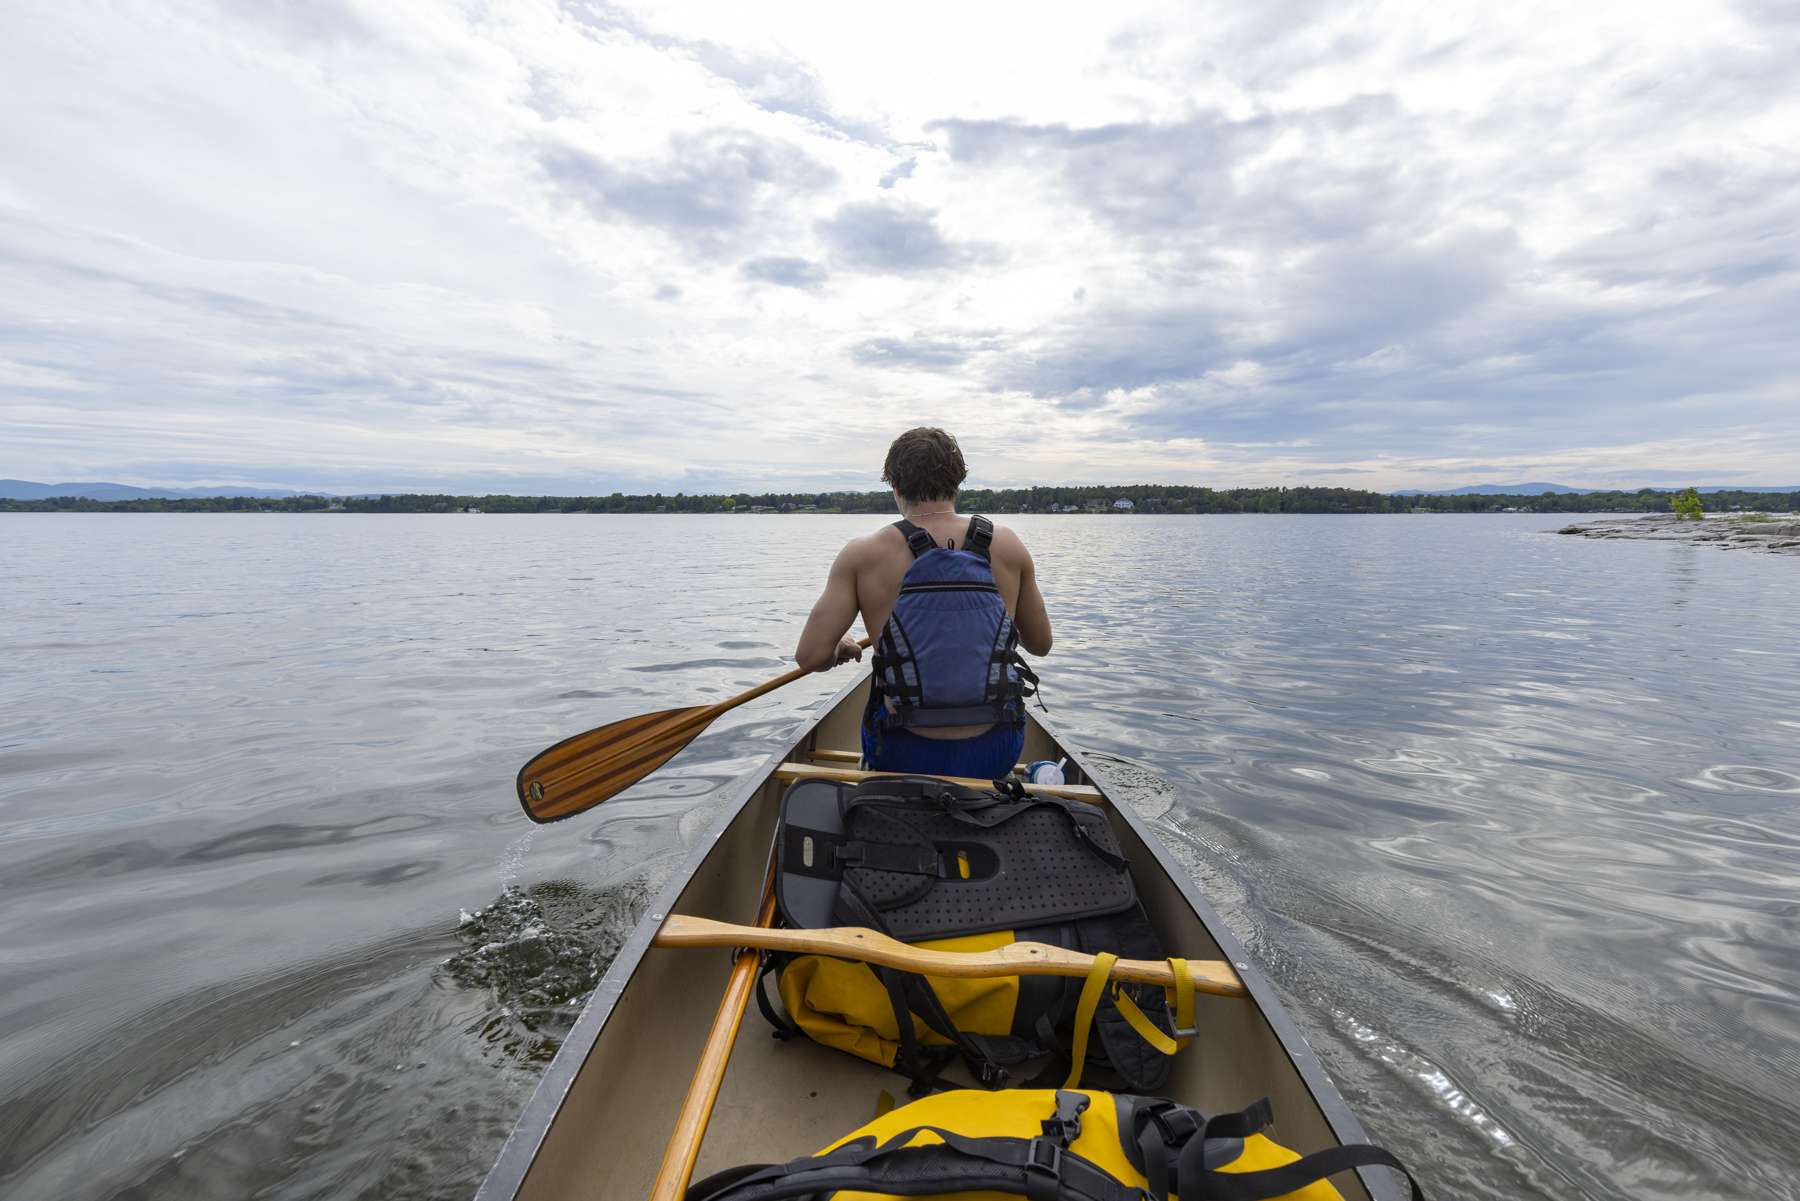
[0,0,1796,493]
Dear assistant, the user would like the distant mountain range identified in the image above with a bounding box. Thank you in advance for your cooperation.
[0,479,322,500]
[1393,482,1586,495]
[1392,483,1800,496]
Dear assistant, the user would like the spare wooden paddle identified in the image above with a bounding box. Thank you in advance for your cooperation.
[647,876,779,1201]
[653,914,1247,997]
[518,637,872,823]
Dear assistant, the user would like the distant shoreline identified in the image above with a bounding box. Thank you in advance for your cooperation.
[5,483,1798,517]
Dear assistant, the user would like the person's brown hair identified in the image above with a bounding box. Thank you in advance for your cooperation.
[881,427,967,503]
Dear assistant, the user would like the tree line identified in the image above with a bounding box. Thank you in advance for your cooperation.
[5,486,1795,515]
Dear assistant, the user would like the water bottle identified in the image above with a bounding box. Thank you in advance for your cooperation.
[1025,758,1067,786]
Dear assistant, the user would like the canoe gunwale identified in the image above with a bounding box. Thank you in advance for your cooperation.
[473,673,867,1201]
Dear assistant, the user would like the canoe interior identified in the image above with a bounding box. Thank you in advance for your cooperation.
[481,677,1379,1201]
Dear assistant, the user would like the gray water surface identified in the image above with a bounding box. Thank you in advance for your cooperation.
[2,514,1796,1200]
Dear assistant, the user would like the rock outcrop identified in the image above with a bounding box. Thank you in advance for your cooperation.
[1556,514,1800,556]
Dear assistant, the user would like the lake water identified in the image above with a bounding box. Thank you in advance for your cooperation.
[2,513,1796,1201]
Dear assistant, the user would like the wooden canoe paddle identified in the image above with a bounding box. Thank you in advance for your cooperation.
[653,915,1247,997]
[517,637,872,823]
[647,875,779,1201]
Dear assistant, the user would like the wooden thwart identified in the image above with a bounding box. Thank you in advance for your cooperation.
[654,915,1246,997]
[805,747,866,764]
[773,761,1103,804]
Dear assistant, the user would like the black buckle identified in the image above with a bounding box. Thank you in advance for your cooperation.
[1041,1090,1089,1145]
[1023,1137,1064,1201]
[1146,1106,1198,1146]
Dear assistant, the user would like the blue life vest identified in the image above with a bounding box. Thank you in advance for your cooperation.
[870,515,1037,732]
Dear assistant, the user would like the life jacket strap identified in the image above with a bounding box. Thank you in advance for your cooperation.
[892,519,938,558]
[894,514,996,559]
[964,514,995,559]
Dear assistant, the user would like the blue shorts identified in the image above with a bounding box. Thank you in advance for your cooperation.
[861,711,1026,780]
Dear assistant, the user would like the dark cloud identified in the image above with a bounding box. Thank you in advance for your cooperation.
[935,98,1434,255]
[986,305,1227,401]
[848,336,973,371]
[540,129,835,253]
[816,202,994,275]
[741,256,828,290]
[654,284,681,301]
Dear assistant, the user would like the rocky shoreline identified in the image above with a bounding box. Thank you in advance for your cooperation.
[1556,513,1800,556]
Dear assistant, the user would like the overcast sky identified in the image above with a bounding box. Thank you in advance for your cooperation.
[3,0,1796,494]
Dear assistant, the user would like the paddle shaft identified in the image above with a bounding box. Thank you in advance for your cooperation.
[648,880,779,1201]
[518,636,871,821]
[714,653,848,713]
[654,915,1246,997]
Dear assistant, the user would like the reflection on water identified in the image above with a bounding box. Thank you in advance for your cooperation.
[1,513,1796,1200]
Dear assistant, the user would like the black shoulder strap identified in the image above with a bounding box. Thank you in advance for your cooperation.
[1170,1101,1429,1201]
[963,514,994,559]
[893,519,937,558]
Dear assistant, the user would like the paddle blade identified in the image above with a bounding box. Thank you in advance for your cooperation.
[517,705,716,823]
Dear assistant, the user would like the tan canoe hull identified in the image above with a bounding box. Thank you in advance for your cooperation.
[477,675,1392,1201]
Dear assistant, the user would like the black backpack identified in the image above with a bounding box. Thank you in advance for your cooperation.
[761,775,1184,1094]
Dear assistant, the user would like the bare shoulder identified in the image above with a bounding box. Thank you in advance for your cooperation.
[984,520,1034,566]
[839,522,903,565]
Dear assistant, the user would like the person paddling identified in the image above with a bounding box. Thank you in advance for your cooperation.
[795,427,1052,778]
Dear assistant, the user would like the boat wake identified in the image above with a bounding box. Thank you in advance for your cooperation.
[444,878,649,1059]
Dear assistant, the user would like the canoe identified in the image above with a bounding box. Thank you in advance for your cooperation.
[477,674,1399,1201]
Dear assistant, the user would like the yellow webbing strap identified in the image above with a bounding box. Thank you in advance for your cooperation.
[1168,956,1195,1050]
[1063,952,1117,1087]
[1112,987,1179,1055]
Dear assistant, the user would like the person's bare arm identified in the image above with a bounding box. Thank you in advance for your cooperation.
[997,528,1052,656]
[794,542,866,672]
